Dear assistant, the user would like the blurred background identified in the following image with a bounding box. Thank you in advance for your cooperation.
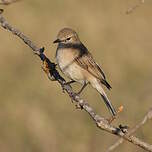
[0,0,152,152]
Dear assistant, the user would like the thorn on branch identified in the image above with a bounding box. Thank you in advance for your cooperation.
[75,103,83,110]
[119,124,129,133]
[112,125,128,135]
[40,47,45,53]
[0,8,3,14]
[106,105,124,124]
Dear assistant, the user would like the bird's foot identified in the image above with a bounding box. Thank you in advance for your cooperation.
[70,92,83,109]
[73,91,81,97]
[62,81,74,93]
[75,91,82,96]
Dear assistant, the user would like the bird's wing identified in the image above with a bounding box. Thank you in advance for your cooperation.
[75,52,106,80]
[75,52,112,89]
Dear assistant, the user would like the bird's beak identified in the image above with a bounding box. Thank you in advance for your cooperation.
[53,39,60,43]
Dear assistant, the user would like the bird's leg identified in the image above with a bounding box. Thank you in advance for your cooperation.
[75,83,87,109]
[77,82,88,95]
[62,80,76,93]
[64,80,76,85]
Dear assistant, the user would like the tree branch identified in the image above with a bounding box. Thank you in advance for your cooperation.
[0,11,152,152]
[107,107,152,152]
[0,0,20,5]
[126,0,145,14]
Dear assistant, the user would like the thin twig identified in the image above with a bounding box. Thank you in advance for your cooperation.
[126,0,145,14]
[0,0,20,5]
[0,11,152,152]
[107,108,152,152]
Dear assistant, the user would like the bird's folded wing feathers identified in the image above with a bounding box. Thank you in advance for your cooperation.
[75,52,106,80]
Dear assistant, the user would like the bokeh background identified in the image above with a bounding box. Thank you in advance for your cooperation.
[0,0,152,152]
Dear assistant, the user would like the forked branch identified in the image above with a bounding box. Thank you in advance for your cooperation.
[107,107,152,152]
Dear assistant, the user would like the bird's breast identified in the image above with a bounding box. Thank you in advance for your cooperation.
[56,48,77,70]
[56,48,86,83]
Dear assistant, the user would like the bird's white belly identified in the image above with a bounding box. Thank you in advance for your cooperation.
[56,49,85,84]
[63,63,85,83]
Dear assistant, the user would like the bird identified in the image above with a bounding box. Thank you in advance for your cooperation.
[53,27,116,116]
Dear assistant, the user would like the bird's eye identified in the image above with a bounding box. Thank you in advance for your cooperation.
[67,37,71,41]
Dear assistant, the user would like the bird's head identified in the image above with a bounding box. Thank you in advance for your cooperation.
[53,28,80,44]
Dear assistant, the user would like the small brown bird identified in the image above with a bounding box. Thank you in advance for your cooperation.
[54,28,116,116]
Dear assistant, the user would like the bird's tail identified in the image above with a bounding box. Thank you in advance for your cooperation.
[100,93,116,116]
[90,79,116,116]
